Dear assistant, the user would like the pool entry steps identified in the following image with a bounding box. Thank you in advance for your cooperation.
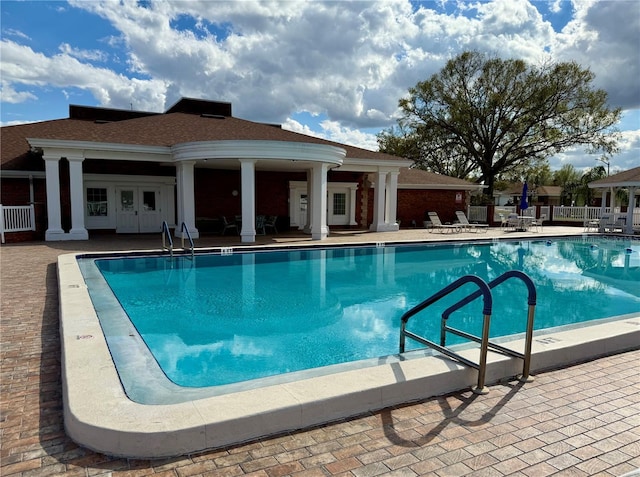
[400,270,537,394]
[161,221,194,259]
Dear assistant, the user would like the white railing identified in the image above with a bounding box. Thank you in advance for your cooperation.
[494,206,516,222]
[0,204,36,243]
[467,206,488,223]
[552,206,618,222]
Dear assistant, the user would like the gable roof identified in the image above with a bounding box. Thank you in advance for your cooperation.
[1,98,406,171]
[398,167,482,190]
[588,167,640,188]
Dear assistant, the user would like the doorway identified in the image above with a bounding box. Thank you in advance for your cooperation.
[116,186,161,233]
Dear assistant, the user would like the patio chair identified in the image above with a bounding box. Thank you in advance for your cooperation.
[427,212,461,233]
[264,215,278,234]
[455,211,488,233]
[220,215,238,235]
[499,214,508,229]
[506,213,520,231]
[256,214,266,235]
[531,214,546,232]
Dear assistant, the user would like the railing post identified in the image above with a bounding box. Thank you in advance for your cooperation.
[474,314,492,395]
[0,204,5,244]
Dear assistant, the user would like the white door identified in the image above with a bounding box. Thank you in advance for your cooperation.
[116,187,161,233]
[328,190,349,226]
[138,188,161,233]
[116,187,138,233]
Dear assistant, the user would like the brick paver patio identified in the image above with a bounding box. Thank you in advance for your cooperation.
[1,229,639,476]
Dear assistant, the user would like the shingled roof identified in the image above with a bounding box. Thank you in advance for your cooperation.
[397,167,481,189]
[588,166,640,188]
[1,98,405,171]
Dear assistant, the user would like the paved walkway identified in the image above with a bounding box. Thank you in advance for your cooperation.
[1,228,639,476]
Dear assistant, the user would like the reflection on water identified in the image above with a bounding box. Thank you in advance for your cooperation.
[95,237,640,387]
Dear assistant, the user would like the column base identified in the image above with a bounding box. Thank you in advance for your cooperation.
[241,232,256,243]
[369,223,400,232]
[45,228,67,241]
[311,227,329,240]
[69,228,89,240]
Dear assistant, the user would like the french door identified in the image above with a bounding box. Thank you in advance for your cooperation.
[116,187,161,233]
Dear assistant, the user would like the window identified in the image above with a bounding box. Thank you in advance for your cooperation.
[143,191,156,211]
[87,188,108,216]
[333,193,346,215]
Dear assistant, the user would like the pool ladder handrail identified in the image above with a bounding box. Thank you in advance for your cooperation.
[399,271,537,394]
[161,221,173,258]
[399,275,493,394]
[180,222,195,259]
[441,270,537,384]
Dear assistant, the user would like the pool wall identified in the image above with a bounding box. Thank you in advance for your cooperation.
[58,250,640,458]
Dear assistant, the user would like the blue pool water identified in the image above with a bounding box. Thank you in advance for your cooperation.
[88,237,639,390]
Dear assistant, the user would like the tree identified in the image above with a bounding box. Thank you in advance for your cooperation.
[553,164,582,205]
[577,165,607,205]
[378,51,621,196]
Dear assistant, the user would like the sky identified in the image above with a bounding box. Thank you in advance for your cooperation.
[1,0,639,173]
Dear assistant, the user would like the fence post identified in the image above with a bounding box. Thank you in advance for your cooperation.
[29,204,36,231]
[0,205,4,244]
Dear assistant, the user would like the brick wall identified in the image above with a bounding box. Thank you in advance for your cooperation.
[396,189,467,226]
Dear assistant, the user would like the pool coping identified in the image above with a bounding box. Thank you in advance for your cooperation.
[58,238,640,458]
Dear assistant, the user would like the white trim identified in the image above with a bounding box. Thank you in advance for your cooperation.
[397,184,484,191]
[0,170,46,179]
[84,175,176,231]
[172,141,346,166]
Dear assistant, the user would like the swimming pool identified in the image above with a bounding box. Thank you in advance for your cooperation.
[62,233,640,458]
[79,236,640,404]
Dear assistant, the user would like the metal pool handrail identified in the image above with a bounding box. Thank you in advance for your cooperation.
[441,270,537,383]
[161,221,173,257]
[399,275,493,394]
[180,222,194,259]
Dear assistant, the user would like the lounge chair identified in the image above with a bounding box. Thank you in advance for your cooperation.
[598,214,625,233]
[455,211,488,233]
[427,212,461,233]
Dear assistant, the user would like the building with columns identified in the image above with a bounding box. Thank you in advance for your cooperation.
[1,98,415,243]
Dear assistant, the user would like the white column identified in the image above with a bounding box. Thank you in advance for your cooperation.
[369,170,387,232]
[348,183,358,226]
[311,163,329,240]
[67,156,88,240]
[44,155,65,241]
[240,159,256,243]
[304,170,312,234]
[385,171,399,230]
[625,186,637,234]
[601,190,608,213]
[175,161,199,239]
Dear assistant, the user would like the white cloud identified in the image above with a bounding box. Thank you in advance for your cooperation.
[0,39,167,112]
[0,81,37,103]
[2,0,638,170]
[58,43,109,62]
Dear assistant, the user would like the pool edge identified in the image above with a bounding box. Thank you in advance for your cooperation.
[58,250,640,459]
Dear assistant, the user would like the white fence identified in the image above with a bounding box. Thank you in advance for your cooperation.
[467,206,488,223]
[0,204,36,243]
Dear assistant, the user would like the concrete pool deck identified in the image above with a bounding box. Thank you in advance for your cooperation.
[2,226,639,475]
